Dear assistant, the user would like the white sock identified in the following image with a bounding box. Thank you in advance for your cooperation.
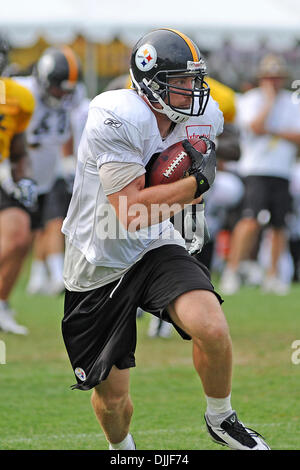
[29,260,48,281]
[205,394,233,426]
[46,253,64,282]
[109,433,135,450]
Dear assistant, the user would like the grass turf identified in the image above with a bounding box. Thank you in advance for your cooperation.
[0,266,299,450]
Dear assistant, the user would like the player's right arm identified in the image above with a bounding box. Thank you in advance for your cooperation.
[1,133,38,211]
[107,172,201,231]
[87,103,214,230]
[9,132,31,181]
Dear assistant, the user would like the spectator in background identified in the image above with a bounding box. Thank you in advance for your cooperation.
[208,38,244,91]
[194,77,242,271]
[288,162,300,282]
[220,54,300,295]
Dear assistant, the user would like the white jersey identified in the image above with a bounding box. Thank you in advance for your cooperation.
[14,75,80,194]
[236,88,300,180]
[62,89,223,282]
[70,97,90,155]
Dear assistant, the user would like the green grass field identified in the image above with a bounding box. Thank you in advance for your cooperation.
[0,260,299,451]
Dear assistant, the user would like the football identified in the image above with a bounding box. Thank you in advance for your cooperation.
[147,138,207,186]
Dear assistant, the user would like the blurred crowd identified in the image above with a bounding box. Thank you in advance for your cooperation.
[205,37,300,92]
[0,32,300,338]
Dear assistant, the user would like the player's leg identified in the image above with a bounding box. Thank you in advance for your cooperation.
[0,207,32,334]
[26,229,49,294]
[44,217,65,294]
[167,288,270,450]
[262,177,291,294]
[269,227,286,276]
[43,179,71,294]
[220,176,263,294]
[62,281,138,449]
[0,208,32,297]
[91,366,135,449]
[168,289,232,398]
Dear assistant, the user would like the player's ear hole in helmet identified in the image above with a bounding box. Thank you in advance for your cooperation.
[34,46,80,109]
[130,28,210,123]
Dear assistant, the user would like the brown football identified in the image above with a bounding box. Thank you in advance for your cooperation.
[148,138,207,186]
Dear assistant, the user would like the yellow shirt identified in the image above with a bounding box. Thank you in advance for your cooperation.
[206,77,236,124]
[0,77,35,162]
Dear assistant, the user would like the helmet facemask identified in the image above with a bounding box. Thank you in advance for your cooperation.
[130,63,210,123]
[42,82,76,109]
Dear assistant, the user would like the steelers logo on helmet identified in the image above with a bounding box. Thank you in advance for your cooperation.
[135,44,157,72]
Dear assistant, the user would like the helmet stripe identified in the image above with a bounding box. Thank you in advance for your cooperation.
[62,46,78,83]
[162,28,199,62]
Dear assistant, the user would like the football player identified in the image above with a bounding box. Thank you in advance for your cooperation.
[0,34,36,334]
[61,29,270,450]
[13,46,83,295]
[105,67,241,338]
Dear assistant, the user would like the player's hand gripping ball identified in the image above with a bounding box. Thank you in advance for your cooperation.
[147,137,216,197]
[148,138,207,186]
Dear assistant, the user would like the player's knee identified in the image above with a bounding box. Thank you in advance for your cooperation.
[240,217,259,232]
[194,305,230,351]
[11,227,31,254]
[92,386,129,414]
[203,320,230,348]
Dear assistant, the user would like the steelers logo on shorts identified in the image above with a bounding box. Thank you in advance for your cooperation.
[135,44,157,72]
[74,367,86,381]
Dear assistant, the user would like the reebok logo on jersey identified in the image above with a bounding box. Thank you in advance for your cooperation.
[104,118,123,128]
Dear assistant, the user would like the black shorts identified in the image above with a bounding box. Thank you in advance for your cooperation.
[0,178,71,230]
[0,185,38,229]
[241,175,291,228]
[32,179,72,230]
[62,244,223,391]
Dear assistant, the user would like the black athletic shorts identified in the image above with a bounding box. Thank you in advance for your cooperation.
[0,178,71,230]
[62,244,223,391]
[241,175,291,228]
[32,179,72,229]
[0,185,39,229]
[42,178,72,224]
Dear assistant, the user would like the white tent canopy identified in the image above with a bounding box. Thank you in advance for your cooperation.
[1,0,300,50]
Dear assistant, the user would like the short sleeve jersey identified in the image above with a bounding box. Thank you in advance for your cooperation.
[62,89,223,269]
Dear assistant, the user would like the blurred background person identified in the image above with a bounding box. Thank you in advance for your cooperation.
[287,161,300,282]
[0,34,36,334]
[220,54,300,295]
[194,75,242,272]
[13,46,84,295]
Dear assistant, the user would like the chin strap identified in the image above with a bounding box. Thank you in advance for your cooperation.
[143,93,189,123]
